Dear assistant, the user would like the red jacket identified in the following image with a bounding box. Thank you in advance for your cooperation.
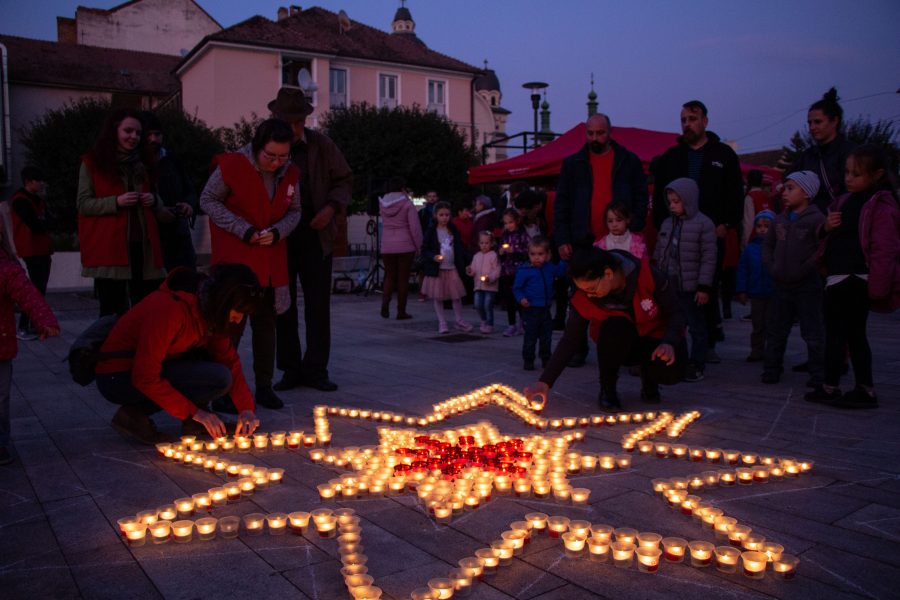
[10,190,53,257]
[78,156,163,269]
[95,276,254,420]
[208,153,299,287]
[0,250,58,360]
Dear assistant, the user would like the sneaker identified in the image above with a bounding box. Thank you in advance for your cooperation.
[300,376,339,392]
[273,370,302,392]
[832,386,878,409]
[761,371,780,384]
[480,323,493,334]
[438,322,450,334]
[15,329,36,341]
[111,406,172,445]
[804,385,842,404]
[380,306,389,319]
[598,389,623,412]
[256,387,284,410]
[455,320,473,333]
[0,446,12,465]
[396,312,413,320]
[502,325,517,337]
[683,365,705,382]
[706,349,721,364]
[523,359,535,371]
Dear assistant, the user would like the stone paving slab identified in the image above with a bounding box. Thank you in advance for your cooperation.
[1,290,898,599]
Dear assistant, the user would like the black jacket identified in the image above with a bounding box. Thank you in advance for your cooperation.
[789,134,857,214]
[651,131,743,230]
[554,140,648,247]
[421,222,468,279]
[152,150,197,238]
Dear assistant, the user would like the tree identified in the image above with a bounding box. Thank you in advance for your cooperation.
[779,116,899,171]
[320,103,479,213]
[20,98,223,248]
[214,113,265,152]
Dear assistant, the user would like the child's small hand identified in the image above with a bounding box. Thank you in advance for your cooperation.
[824,210,842,232]
[694,291,709,306]
[465,266,474,276]
[434,254,444,263]
[737,293,748,305]
[520,298,530,308]
[38,327,60,340]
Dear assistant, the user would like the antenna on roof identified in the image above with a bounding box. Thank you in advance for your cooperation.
[338,9,351,34]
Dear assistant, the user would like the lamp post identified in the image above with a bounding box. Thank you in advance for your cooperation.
[522,81,548,149]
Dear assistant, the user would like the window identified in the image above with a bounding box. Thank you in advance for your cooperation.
[281,56,312,88]
[329,68,347,109]
[427,80,445,115]
[379,74,398,109]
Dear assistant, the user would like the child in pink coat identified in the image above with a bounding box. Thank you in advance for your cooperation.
[595,202,647,259]
[466,231,501,333]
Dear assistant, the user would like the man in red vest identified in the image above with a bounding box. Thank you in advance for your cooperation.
[10,166,54,340]
[526,246,686,412]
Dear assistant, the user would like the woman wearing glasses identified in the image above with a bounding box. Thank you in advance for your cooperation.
[526,246,686,412]
[200,119,301,411]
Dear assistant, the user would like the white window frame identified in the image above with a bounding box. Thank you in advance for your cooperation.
[378,72,400,109]
[329,67,348,109]
[427,78,447,116]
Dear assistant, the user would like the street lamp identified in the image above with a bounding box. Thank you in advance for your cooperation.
[522,81,548,149]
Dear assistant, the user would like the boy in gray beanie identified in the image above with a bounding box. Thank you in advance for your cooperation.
[761,171,826,385]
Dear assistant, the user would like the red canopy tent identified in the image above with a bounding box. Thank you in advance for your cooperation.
[468,123,782,184]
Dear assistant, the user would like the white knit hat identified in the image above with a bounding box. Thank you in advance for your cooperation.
[785,171,820,200]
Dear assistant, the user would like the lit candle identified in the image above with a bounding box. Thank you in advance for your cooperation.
[266,513,288,535]
[303,434,317,448]
[525,512,548,534]
[701,508,723,529]
[242,513,265,536]
[136,510,158,526]
[219,515,240,539]
[268,468,285,484]
[224,483,241,503]
[724,450,740,465]
[688,540,714,567]
[773,554,799,580]
[636,547,662,573]
[547,516,570,538]
[570,488,590,505]
[689,447,705,462]
[741,551,767,579]
[195,517,217,541]
[736,468,753,485]
[238,477,256,496]
[175,498,194,518]
[149,520,171,544]
[341,553,368,568]
[719,471,736,486]
[449,568,472,597]
[157,504,178,521]
[434,504,453,524]
[172,520,193,543]
[191,493,211,512]
[728,524,752,548]
[587,537,610,562]
[427,577,454,599]
[614,527,638,545]
[562,532,586,558]
[611,541,635,568]
[742,533,766,551]
[490,540,514,566]
[513,479,531,497]
[349,585,382,600]
[715,545,741,573]
[764,542,784,564]
[125,523,148,547]
[713,516,737,540]
[458,556,484,580]
[661,537,687,562]
[501,530,526,555]
[591,523,614,543]
[316,516,337,538]
[637,532,661,550]
[345,574,374,592]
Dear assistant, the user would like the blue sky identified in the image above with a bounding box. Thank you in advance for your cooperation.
[2,0,898,153]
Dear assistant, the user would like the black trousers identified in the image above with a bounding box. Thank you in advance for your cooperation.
[241,287,277,389]
[596,317,684,394]
[521,306,552,361]
[276,225,333,380]
[382,252,415,315]
[824,277,872,387]
[95,244,163,316]
[19,255,51,331]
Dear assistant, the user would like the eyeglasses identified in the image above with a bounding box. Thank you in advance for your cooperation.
[260,149,291,163]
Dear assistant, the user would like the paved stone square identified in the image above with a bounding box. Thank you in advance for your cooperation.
[1,290,898,599]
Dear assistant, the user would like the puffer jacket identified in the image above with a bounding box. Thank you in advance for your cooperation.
[0,248,58,361]
[653,178,717,293]
[379,192,423,254]
[736,236,773,299]
[763,205,825,288]
[858,191,899,312]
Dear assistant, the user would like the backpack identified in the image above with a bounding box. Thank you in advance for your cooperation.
[67,315,131,386]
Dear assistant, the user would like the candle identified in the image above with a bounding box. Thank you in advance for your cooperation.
[172,520,193,543]
[636,547,662,573]
[316,516,337,538]
[458,556,484,580]
[341,565,369,579]
[349,586,381,600]
[713,516,737,540]
[702,470,720,486]
[742,534,766,551]
[242,513,265,536]
[637,532,662,550]
[688,540,714,567]
[303,434,317,448]
[289,511,310,534]
[479,275,487,283]
[736,468,753,485]
[219,515,240,539]
[701,508,723,529]
[661,537,687,562]
[318,484,336,500]
[490,540,514,566]
[125,523,148,547]
[715,546,741,573]
[562,532,586,558]
[341,553,368,567]
[764,542,784,564]
[449,568,473,597]
[149,520,171,544]
[117,516,139,536]
[238,477,255,495]
[434,504,453,524]
[195,517,217,541]
[587,537,610,562]
[410,587,434,600]
[525,512,548,534]
[475,548,499,574]
[345,574,374,591]
[513,479,531,497]
[773,554,799,580]
[570,488,590,505]
[741,551,767,579]
[223,483,241,503]
[723,449,740,465]
[268,468,285,484]
[611,541,635,568]
[509,521,532,545]
[547,516,569,538]
[157,505,177,521]
[591,523,614,543]
[616,454,632,469]
[689,447,705,462]
[614,527,638,544]
[729,524,751,547]
[175,498,194,518]
[266,513,288,535]
[136,510,158,526]
[427,577,454,599]
[501,530,526,554]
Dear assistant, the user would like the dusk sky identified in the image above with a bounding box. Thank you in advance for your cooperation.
[2,0,898,153]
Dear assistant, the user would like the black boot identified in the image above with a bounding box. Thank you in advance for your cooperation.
[598,388,622,412]
[639,367,661,404]
[273,370,303,391]
[256,386,284,410]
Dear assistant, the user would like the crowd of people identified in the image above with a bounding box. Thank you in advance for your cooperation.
[0,87,896,464]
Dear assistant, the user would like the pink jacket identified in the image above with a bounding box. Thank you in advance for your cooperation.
[0,249,58,360]
[595,231,647,259]
[379,192,423,254]
[858,190,900,313]
[470,250,501,292]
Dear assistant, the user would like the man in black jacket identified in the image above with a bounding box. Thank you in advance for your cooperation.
[651,101,743,362]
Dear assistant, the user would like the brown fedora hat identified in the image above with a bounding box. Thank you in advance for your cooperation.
[268,87,314,120]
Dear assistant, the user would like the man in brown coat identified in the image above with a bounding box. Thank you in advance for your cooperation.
[270,88,353,392]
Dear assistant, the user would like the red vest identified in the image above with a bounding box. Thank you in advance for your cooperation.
[570,258,669,342]
[747,189,771,214]
[78,156,163,269]
[208,153,299,287]
[10,190,53,257]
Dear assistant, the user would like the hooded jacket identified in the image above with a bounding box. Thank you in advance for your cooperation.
[652,178,717,293]
[95,271,254,420]
[763,204,825,288]
[379,192,423,254]
[651,131,743,231]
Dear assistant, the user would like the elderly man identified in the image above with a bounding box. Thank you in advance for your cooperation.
[270,88,353,392]
[554,113,648,261]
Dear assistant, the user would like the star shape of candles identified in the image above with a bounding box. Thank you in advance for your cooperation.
[114,383,806,597]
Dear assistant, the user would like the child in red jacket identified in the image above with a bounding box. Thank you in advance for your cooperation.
[0,239,60,465]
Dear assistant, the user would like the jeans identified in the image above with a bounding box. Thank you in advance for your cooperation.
[473,290,496,326]
[824,276,872,387]
[96,358,232,416]
[0,361,12,446]
[678,291,708,368]
[595,317,684,395]
[764,282,825,384]
[20,255,51,331]
[521,306,552,361]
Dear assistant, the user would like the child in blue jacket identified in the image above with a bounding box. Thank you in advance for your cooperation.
[514,236,567,370]
[736,210,775,362]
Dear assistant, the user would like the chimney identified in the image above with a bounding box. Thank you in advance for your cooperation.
[57,16,76,44]
[277,6,288,20]
[290,5,302,15]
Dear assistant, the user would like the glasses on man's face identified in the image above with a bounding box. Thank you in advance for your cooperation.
[575,278,607,298]
[260,149,290,163]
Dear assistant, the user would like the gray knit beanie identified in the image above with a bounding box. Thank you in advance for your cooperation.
[785,171,820,200]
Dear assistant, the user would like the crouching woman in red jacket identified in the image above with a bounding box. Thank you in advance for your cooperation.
[96,263,263,443]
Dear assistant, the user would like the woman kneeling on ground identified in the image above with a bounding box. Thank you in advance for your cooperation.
[526,246,686,412]
[97,263,263,443]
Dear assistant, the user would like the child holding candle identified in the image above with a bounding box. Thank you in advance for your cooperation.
[735,210,775,362]
[498,208,531,337]
[0,231,60,465]
[808,145,899,408]
[420,201,472,334]
[514,236,567,370]
[761,171,826,386]
[466,231,501,334]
